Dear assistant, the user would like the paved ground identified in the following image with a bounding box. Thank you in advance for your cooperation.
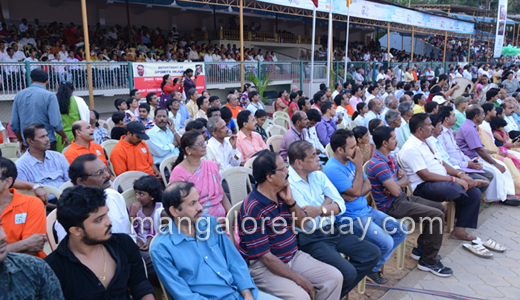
[379,203,520,300]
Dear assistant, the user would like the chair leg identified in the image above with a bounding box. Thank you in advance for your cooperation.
[396,239,406,270]
[446,201,455,233]
[357,276,366,294]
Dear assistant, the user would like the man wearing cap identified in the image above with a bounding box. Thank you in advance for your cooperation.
[432,95,449,107]
[453,96,469,132]
[109,121,161,178]
[10,69,69,152]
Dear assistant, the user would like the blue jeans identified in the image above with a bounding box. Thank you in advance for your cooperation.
[343,208,408,272]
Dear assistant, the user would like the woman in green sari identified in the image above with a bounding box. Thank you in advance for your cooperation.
[56,81,90,152]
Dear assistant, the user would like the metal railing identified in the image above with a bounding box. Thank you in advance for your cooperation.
[190,29,319,45]
[0,60,489,101]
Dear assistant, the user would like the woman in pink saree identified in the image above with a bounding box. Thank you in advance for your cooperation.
[169,131,231,218]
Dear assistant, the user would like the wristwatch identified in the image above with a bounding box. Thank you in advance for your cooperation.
[32,183,44,190]
[321,205,328,217]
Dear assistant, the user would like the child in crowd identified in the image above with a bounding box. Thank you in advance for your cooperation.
[254,109,268,142]
[110,111,127,140]
[138,103,154,129]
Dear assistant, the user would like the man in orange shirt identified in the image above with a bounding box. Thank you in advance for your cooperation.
[226,93,243,118]
[64,120,108,166]
[0,157,47,258]
[109,121,160,178]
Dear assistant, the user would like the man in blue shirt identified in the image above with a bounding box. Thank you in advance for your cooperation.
[10,69,69,151]
[151,181,279,300]
[145,108,180,165]
[323,129,407,284]
[367,126,453,277]
[288,140,380,296]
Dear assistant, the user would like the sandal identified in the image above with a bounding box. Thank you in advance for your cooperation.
[474,238,507,253]
[463,243,493,259]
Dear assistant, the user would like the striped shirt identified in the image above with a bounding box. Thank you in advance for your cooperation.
[367,149,404,212]
[238,188,298,263]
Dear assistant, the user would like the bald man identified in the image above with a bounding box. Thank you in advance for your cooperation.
[63,120,109,166]
[279,111,309,160]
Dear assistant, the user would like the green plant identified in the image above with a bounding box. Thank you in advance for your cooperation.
[246,72,273,103]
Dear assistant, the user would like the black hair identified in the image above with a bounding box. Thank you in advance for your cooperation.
[162,181,195,218]
[425,101,438,114]
[209,95,220,105]
[23,123,46,143]
[114,98,126,110]
[91,110,100,128]
[248,90,259,100]
[352,102,367,120]
[334,94,344,107]
[404,84,412,91]
[438,105,453,123]
[438,74,448,82]
[57,185,106,233]
[482,102,495,115]
[112,111,125,124]
[298,97,308,110]
[486,89,499,101]
[288,140,314,165]
[413,93,423,104]
[430,85,442,94]
[320,101,333,114]
[185,119,205,132]
[237,110,252,130]
[255,109,267,118]
[130,89,139,97]
[220,106,232,120]
[353,126,369,143]
[161,74,170,91]
[367,85,378,94]
[373,126,395,149]
[279,90,287,98]
[126,97,135,107]
[145,92,157,105]
[196,96,206,109]
[69,153,98,185]
[496,106,504,116]
[404,91,414,97]
[319,83,326,91]
[139,102,150,113]
[252,150,278,184]
[351,85,362,95]
[133,175,163,204]
[306,109,321,123]
[0,157,17,188]
[172,130,202,169]
[466,106,482,120]
[429,114,443,128]
[71,122,82,139]
[166,97,179,110]
[207,106,221,118]
[368,118,383,135]
[490,116,508,131]
[409,113,430,134]
[313,91,325,103]
[330,129,355,152]
[56,81,75,115]
[154,107,168,118]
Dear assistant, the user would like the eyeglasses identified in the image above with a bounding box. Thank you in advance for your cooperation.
[190,141,207,148]
[84,167,109,177]
[271,166,286,174]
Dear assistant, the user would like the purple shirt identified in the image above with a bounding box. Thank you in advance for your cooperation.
[315,116,337,147]
[455,119,483,159]
[279,126,307,160]
[183,77,196,99]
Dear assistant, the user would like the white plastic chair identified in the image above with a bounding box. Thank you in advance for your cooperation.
[61,145,71,154]
[273,111,290,120]
[0,143,20,161]
[243,156,257,169]
[122,188,137,210]
[273,116,290,128]
[46,209,59,252]
[262,118,274,131]
[101,140,118,160]
[266,135,283,153]
[112,171,148,192]
[325,143,334,158]
[220,167,253,206]
[99,119,113,133]
[59,181,74,192]
[266,125,287,138]
[226,200,243,247]
[159,155,178,186]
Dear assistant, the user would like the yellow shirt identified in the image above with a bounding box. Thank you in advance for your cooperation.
[186,100,199,119]
[413,104,425,114]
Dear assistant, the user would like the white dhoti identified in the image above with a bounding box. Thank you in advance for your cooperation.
[479,157,515,202]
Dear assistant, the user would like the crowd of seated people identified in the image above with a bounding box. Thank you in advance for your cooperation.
[4,37,520,299]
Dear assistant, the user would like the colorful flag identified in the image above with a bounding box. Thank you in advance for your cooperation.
[312,0,318,7]
[347,0,352,7]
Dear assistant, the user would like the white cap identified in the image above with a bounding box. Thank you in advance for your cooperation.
[432,95,447,105]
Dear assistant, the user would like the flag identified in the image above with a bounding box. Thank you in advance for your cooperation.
[312,0,318,7]
[347,0,352,7]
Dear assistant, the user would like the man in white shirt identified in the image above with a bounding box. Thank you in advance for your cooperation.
[478,65,486,78]
[20,32,37,47]
[145,52,156,62]
[399,113,482,241]
[364,99,383,127]
[58,44,68,62]
[501,100,520,133]
[334,93,351,126]
[207,116,241,171]
[304,109,325,154]
[19,18,29,33]
[246,91,265,115]
[2,47,19,75]
[354,68,364,84]
[12,43,26,62]
[425,66,435,81]
[331,82,343,100]
[204,51,213,62]
[462,66,472,81]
